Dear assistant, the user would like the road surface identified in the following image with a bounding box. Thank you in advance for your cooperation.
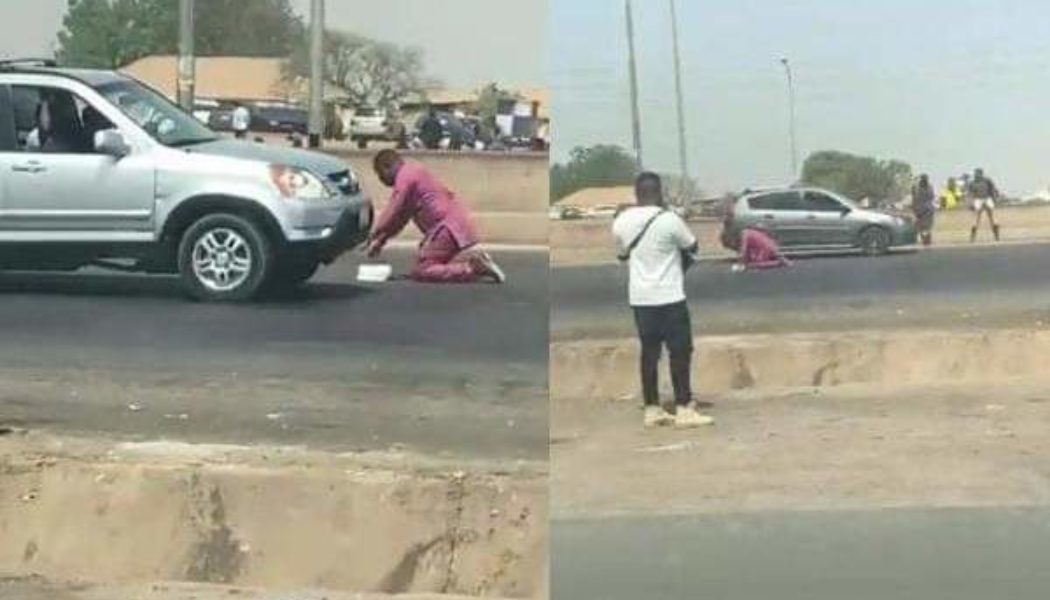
[553,243,1050,337]
[0,248,547,461]
[552,507,1050,600]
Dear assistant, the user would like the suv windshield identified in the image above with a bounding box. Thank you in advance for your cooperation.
[95,79,219,147]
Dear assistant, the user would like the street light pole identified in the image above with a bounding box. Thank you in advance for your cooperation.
[625,0,643,168]
[177,0,195,111]
[780,57,798,180]
[669,0,689,204]
[308,0,325,148]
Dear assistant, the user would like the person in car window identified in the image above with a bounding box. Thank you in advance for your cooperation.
[369,149,505,284]
[612,171,713,429]
[968,167,1001,242]
[34,95,91,154]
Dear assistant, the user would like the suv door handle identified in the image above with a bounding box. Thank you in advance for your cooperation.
[11,162,46,174]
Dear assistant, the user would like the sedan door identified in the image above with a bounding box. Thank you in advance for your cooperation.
[801,190,855,246]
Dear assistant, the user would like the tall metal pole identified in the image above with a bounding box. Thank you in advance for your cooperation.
[625,0,643,168]
[308,0,325,148]
[177,0,195,111]
[669,0,689,203]
[780,58,798,179]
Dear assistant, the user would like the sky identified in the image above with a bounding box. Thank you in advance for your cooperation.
[0,0,546,89]
[551,0,1050,196]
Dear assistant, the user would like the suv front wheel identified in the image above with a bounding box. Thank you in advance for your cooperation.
[177,213,274,301]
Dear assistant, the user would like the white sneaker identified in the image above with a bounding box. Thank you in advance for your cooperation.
[675,406,715,428]
[644,406,675,428]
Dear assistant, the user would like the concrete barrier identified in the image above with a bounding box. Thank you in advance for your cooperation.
[552,328,1050,402]
[0,437,546,599]
[327,150,549,246]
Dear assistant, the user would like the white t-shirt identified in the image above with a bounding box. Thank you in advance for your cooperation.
[232,106,251,132]
[612,205,697,307]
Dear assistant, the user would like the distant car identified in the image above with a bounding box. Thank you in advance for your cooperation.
[251,105,308,135]
[413,112,477,150]
[207,102,236,132]
[350,106,398,148]
[721,187,917,255]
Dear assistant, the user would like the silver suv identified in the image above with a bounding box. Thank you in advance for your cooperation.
[0,60,372,301]
[722,186,917,255]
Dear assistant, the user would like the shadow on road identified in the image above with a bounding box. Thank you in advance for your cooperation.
[0,272,378,304]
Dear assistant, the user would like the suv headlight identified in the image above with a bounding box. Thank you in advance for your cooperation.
[270,165,331,200]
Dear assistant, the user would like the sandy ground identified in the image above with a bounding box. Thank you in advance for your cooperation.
[550,205,1050,266]
[0,576,492,600]
[552,379,1050,519]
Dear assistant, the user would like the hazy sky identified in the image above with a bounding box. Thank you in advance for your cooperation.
[0,0,546,88]
[552,0,1050,196]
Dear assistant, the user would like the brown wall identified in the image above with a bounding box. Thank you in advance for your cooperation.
[325,150,550,245]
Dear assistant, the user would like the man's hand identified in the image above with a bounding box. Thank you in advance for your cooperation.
[366,237,385,258]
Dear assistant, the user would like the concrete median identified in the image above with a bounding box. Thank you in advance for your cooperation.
[0,434,547,599]
[552,327,1050,403]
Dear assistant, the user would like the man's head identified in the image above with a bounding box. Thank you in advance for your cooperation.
[634,171,663,206]
[918,173,929,186]
[373,149,404,187]
[975,168,985,180]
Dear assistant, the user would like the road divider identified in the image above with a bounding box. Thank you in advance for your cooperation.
[552,328,1050,402]
[0,434,546,599]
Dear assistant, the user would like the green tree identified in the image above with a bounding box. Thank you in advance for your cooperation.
[288,30,425,109]
[56,0,302,69]
[801,150,913,206]
[551,145,640,204]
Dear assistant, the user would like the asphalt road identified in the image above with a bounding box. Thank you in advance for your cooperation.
[553,243,1050,337]
[552,507,1050,600]
[0,248,548,461]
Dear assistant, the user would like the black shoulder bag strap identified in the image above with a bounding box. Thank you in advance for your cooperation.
[617,209,667,262]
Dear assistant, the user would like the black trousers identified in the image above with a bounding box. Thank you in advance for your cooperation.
[632,300,694,407]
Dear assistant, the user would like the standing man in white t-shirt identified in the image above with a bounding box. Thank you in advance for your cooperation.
[231,102,251,140]
[612,172,713,429]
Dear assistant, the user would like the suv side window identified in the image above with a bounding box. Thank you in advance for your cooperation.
[748,191,803,211]
[11,85,115,154]
[804,191,845,212]
[0,86,17,152]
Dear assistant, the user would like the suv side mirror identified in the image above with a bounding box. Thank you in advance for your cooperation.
[94,129,130,158]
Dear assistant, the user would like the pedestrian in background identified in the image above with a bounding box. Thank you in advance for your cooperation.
[912,173,937,246]
[231,101,251,140]
[968,168,1001,242]
[613,172,713,429]
[940,177,962,211]
[369,149,505,284]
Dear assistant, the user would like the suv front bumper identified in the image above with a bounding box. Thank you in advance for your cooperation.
[317,202,374,263]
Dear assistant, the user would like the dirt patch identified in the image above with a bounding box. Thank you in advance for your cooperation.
[552,328,1050,403]
[0,433,547,598]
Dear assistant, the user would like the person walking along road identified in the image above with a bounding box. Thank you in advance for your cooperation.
[613,172,713,429]
[969,168,1001,242]
[912,174,937,246]
[369,150,505,284]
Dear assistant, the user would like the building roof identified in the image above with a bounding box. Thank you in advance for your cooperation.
[555,186,635,209]
[120,55,345,104]
[404,85,549,119]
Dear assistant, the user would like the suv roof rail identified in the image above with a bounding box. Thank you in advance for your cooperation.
[0,58,58,70]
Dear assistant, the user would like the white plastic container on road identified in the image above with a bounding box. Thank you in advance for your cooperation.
[357,264,393,282]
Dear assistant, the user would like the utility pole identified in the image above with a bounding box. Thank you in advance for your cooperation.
[625,0,643,168]
[780,57,798,180]
[308,0,325,148]
[670,0,689,204]
[177,0,195,111]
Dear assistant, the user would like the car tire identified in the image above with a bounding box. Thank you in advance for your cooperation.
[858,226,891,256]
[177,213,274,302]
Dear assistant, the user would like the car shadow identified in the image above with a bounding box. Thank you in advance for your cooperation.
[0,271,378,304]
